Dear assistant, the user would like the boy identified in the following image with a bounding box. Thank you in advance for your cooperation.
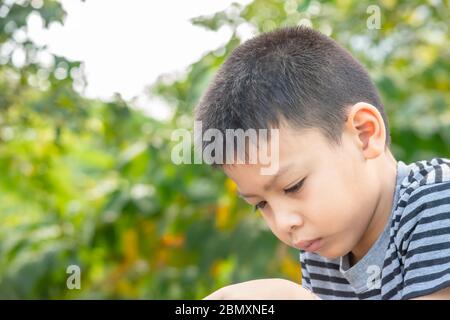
[195,26,450,299]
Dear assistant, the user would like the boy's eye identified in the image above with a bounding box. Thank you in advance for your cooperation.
[284,178,306,194]
[254,201,267,211]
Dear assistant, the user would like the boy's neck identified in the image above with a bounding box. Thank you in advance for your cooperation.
[349,150,398,267]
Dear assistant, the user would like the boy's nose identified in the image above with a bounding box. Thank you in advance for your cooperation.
[273,209,304,234]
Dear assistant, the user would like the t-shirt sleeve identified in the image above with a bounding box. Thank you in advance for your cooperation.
[401,181,450,299]
[299,251,312,291]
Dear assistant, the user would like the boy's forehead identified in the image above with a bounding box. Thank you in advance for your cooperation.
[223,156,304,179]
[222,128,326,167]
[277,126,327,156]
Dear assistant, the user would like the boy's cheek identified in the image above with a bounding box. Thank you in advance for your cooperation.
[262,220,289,245]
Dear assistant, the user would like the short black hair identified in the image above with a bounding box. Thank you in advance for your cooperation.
[195,26,391,164]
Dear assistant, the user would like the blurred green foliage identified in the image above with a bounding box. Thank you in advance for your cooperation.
[0,0,449,299]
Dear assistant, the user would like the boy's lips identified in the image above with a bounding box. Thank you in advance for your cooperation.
[294,238,323,252]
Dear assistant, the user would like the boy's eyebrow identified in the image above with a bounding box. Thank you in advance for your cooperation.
[237,163,295,198]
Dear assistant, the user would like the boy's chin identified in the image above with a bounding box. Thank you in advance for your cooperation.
[313,244,349,261]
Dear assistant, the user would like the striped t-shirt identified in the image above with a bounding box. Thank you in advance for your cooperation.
[299,157,450,299]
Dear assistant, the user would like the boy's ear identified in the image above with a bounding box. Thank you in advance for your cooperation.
[344,102,386,159]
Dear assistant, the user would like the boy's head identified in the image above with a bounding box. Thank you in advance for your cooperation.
[195,26,397,260]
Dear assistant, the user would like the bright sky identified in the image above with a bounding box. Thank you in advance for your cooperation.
[28,0,253,120]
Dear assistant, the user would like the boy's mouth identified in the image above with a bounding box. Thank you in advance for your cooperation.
[294,238,323,252]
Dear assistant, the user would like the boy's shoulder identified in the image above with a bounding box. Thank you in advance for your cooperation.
[390,157,450,299]
[398,157,450,197]
[391,157,450,262]
[394,157,450,235]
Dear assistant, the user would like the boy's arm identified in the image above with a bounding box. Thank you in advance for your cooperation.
[203,278,321,300]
